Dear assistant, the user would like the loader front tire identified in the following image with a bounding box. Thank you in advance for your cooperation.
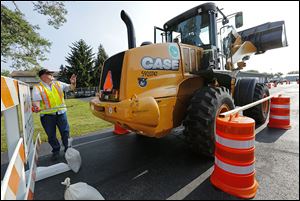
[183,86,235,157]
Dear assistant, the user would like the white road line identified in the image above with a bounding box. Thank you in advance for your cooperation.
[132,170,149,180]
[72,135,118,148]
[70,118,267,200]
[166,167,214,200]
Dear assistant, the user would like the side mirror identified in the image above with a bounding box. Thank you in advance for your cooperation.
[235,12,243,28]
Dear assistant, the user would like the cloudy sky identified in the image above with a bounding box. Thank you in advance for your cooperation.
[2,1,299,74]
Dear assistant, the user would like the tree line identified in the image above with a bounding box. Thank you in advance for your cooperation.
[58,40,108,87]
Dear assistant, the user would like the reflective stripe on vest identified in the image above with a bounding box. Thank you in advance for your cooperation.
[36,84,51,109]
[53,82,64,103]
[271,104,290,109]
[270,115,290,120]
[215,156,254,175]
[38,82,65,114]
[215,133,254,149]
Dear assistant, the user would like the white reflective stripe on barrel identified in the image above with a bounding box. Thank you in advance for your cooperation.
[270,115,290,120]
[271,104,290,109]
[215,157,255,175]
[215,133,254,149]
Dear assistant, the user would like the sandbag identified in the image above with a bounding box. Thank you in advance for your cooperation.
[65,138,81,173]
[61,177,105,200]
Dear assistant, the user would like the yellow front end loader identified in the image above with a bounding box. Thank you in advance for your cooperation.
[90,2,288,156]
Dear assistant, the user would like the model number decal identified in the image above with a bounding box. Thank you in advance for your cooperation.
[141,71,158,77]
[141,57,179,70]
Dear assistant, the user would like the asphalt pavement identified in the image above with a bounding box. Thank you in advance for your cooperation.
[2,82,299,200]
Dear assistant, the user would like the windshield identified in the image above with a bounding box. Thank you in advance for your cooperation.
[167,14,210,46]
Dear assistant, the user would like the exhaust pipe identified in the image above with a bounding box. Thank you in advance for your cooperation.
[121,10,136,49]
[238,21,288,54]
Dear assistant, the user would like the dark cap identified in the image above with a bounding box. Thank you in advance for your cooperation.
[38,69,54,77]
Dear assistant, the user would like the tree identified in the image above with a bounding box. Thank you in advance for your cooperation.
[57,64,69,83]
[65,39,95,88]
[1,69,10,77]
[1,1,67,70]
[93,44,108,87]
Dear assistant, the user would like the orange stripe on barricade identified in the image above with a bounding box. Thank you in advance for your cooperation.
[8,166,20,195]
[19,142,26,163]
[211,114,258,199]
[13,80,19,96]
[1,77,15,109]
[27,189,34,200]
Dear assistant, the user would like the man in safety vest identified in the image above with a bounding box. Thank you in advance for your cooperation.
[32,69,76,161]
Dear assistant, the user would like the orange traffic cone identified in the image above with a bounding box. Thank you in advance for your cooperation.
[104,70,113,91]
[113,124,130,135]
[268,95,291,129]
[210,114,258,199]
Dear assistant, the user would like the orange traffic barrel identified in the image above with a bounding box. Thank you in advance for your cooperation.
[268,95,291,129]
[210,114,258,199]
[113,124,130,135]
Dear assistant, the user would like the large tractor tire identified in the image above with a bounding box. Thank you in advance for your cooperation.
[243,83,270,125]
[183,86,235,157]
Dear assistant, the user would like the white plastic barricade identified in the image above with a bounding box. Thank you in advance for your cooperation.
[1,76,71,200]
[19,81,35,159]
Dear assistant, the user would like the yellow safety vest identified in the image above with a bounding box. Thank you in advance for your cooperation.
[35,81,65,114]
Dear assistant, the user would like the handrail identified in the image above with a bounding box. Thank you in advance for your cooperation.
[219,92,282,118]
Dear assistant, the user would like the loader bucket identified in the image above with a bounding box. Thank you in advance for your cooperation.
[238,21,288,54]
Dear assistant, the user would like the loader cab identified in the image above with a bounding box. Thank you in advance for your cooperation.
[154,2,244,71]
[162,3,218,48]
[154,3,219,70]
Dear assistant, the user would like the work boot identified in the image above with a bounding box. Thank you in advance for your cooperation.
[51,152,60,161]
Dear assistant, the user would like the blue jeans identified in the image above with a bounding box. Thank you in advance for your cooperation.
[40,112,70,153]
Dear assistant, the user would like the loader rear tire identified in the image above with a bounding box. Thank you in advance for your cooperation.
[243,83,270,125]
[183,86,235,157]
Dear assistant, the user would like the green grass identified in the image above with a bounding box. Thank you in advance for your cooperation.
[1,98,112,152]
